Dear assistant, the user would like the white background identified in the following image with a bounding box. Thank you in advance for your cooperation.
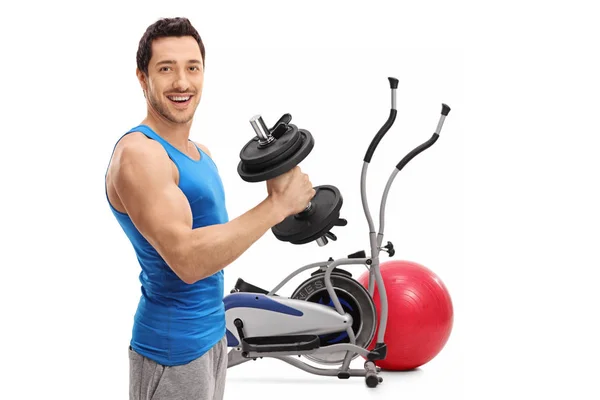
[1,0,599,399]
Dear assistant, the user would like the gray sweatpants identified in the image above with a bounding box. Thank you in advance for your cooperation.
[129,336,227,400]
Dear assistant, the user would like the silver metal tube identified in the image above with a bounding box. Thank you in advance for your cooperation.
[323,257,365,368]
[310,343,370,358]
[269,257,367,296]
[368,266,375,296]
[268,261,331,295]
[361,162,380,258]
[435,114,447,134]
[376,233,384,250]
[341,351,354,371]
[249,115,269,141]
[391,88,397,110]
[245,342,371,359]
[360,162,376,235]
[373,261,389,343]
[324,257,369,315]
[249,114,276,147]
[360,161,380,296]
[378,168,400,243]
[273,356,369,376]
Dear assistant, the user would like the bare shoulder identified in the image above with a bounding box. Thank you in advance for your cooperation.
[110,132,170,170]
[192,141,212,158]
[106,132,174,213]
[108,131,175,189]
[114,132,162,157]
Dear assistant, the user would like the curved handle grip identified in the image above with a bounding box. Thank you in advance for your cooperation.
[363,77,398,163]
[395,103,451,171]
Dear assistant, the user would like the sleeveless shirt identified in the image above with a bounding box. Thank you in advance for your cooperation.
[105,124,229,366]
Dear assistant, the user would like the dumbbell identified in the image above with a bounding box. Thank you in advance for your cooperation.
[238,113,347,246]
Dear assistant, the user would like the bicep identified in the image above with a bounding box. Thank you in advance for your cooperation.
[113,142,193,279]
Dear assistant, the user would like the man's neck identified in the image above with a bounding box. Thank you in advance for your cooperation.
[141,115,193,152]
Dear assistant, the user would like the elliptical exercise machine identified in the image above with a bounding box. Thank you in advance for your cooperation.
[224,77,451,388]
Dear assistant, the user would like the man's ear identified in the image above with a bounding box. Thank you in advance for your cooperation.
[136,68,148,96]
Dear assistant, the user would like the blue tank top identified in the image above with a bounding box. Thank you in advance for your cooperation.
[105,125,229,366]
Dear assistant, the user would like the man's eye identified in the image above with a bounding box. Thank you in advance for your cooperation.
[160,67,171,72]
[190,66,199,71]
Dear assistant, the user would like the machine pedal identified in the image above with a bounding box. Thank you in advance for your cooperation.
[231,278,270,294]
[242,335,320,354]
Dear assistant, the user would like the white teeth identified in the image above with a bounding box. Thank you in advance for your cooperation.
[169,96,191,101]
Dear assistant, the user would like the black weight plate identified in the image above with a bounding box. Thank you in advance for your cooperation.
[238,129,314,182]
[241,129,303,172]
[239,124,300,166]
[271,185,343,244]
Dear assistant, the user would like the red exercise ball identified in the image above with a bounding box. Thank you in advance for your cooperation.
[357,260,453,370]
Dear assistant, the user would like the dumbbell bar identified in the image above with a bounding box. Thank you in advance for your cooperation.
[244,115,315,214]
[238,114,346,246]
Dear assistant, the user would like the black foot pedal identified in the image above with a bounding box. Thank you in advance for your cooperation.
[242,335,320,354]
[231,278,270,294]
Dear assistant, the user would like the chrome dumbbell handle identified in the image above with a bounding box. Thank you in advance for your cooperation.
[250,114,312,212]
[249,115,276,146]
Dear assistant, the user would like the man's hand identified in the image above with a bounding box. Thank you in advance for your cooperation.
[266,166,316,219]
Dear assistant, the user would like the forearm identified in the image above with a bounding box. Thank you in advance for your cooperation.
[181,197,285,283]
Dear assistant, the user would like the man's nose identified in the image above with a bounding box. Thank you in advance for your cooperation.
[173,72,190,92]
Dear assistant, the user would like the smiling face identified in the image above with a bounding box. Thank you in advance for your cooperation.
[137,36,204,124]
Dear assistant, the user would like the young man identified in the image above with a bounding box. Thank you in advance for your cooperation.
[104,17,315,400]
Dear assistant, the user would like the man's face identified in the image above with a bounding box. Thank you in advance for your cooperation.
[138,36,204,124]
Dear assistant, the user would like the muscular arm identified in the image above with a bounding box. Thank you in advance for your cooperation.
[111,135,286,284]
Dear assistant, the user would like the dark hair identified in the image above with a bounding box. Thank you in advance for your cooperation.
[136,17,205,75]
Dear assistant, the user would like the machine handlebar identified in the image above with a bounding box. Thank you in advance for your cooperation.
[363,77,399,163]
